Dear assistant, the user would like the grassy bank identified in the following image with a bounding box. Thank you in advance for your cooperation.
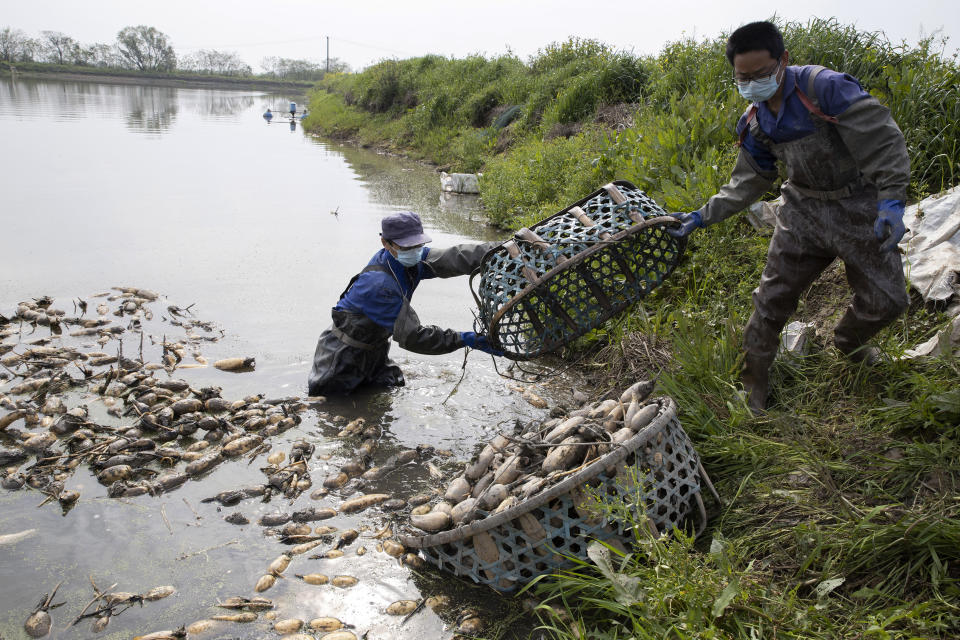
[305,17,960,639]
[2,61,315,90]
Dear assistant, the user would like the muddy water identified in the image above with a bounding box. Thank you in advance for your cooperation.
[0,77,557,638]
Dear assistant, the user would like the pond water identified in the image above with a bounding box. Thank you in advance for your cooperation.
[0,76,560,639]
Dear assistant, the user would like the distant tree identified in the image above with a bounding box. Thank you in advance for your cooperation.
[40,30,76,65]
[67,43,93,65]
[89,43,121,68]
[0,27,30,62]
[329,57,351,73]
[180,49,251,76]
[260,56,344,81]
[18,37,41,62]
[67,42,113,67]
[116,25,176,71]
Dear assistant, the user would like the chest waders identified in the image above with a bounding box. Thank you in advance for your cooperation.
[739,67,910,411]
[306,264,407,396]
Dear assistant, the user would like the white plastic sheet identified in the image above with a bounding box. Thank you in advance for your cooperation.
[902,185,960,307]
[440,171,481,194]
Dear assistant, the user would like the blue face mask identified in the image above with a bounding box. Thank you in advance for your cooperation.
[737,63,782,102]
[395,246,424,267]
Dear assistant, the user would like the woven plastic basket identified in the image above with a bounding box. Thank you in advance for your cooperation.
[471,180,684,360]
[399,397,710,593]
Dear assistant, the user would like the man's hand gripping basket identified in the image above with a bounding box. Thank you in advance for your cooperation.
[399,396,712,593]
[471,180,685,360]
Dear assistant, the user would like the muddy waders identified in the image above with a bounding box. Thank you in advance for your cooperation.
[741,182,909,410]
[690,65,911,412]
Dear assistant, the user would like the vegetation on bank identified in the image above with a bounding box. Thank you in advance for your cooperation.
[305,17,960,639]
[304,19,959,225]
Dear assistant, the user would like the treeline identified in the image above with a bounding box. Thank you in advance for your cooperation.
[0,24,350,80]
[304,18,960,228]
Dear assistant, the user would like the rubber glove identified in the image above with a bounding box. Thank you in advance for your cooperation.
[874,199,906,252]
[666,210,703,238]
[461,331,504,356]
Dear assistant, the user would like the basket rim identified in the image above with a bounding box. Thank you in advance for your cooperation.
[469,179,685,360]
[488,215,677,342]
[399,396,678,549]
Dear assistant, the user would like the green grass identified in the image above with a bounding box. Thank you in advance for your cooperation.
[302,16,960,639]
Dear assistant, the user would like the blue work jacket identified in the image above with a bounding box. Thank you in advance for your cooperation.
[335,248,437,330]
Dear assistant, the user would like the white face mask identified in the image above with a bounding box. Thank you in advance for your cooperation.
[395,246,424,267]
[736,62,782,102]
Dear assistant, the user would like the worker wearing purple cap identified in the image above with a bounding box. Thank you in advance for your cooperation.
[308,211,502,396]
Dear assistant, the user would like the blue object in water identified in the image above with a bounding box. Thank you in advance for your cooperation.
[263,108,273,120]
[289,101,297,115]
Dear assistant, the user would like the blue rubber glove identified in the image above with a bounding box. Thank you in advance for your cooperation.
[666,210,703,238]
[461,332,504,356]
[874,199,906,252]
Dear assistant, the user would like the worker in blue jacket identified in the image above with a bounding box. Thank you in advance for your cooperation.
[669,21,910,412]
[308,211,502,396]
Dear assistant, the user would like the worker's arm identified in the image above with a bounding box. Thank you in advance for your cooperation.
[422,241,499,278]
[831,96,910,202]
[392,299,467,355]
[698,108,778,226]
[698,147,778,226]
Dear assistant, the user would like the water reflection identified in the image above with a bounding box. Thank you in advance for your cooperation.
[0,76,267,133]
[332,143,503,240]
[124,85,180,134]
[191,93,255,117]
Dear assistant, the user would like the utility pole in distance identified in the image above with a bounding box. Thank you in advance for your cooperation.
[326,36,329,72]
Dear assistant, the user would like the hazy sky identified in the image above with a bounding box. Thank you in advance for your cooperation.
[5,0,956,71]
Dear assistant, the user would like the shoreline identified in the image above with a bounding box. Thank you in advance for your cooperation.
[1,65,315,91]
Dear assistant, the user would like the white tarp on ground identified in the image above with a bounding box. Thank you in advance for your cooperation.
[901,186,960,359]
[902,186,960,308]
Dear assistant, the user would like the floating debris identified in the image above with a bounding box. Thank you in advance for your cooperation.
[24,581,62,638]
[213,357,255,372]
[0,528,36,546]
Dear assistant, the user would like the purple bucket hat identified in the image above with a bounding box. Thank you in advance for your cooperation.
[381,211,432,247]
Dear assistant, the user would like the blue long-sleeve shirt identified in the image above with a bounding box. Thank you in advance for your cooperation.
[738,65,871,172]
[336,248,436,329]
